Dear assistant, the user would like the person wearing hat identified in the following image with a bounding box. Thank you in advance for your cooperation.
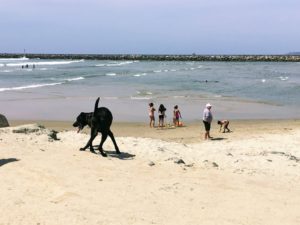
[203,103,213,140]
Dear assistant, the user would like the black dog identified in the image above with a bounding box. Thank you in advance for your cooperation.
[73,97,120,157]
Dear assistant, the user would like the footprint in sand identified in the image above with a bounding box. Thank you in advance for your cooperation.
[51,192,80,204]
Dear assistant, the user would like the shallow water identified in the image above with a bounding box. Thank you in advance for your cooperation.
[1,58,300,121]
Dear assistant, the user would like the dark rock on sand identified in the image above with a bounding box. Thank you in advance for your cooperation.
[174,158,185,164]
[212,162,219,167]
[148,161,155,166]
[0,114,9,128]
[268,151,300,163]
[166,157,185,165]
[48,130,60,141]
[12,124,44,134]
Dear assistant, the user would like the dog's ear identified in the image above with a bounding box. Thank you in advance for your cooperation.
[76,112,85,122]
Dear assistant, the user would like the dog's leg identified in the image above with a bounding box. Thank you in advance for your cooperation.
[98,133,108,157]
[108,130,120,154]
[80,128,97,153]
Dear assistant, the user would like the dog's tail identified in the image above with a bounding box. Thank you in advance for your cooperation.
[94,97,100,113]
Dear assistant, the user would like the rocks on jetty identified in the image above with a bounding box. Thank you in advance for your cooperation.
[1,53,300,62]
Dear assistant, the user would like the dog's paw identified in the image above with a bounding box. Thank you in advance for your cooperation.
[80,148,86,151]
[100,152,107,157]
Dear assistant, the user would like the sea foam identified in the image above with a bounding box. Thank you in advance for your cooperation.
[1,70,12,73]
[0,82,63,92]
[66,77,85,82]
[131,96,151,100]
[0,56,29,61]
[133,73,147,77]
[96,61,138,67]
[105,73,117,76]
[6,59,84,67]
[279,76,289,81]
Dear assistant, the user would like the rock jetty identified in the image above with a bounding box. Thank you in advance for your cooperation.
[1,53,300,62]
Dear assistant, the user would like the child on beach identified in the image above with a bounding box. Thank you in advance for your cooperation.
[173,105,182,127]
[158,104,167,127]
[217,120,231,133]
[149,103,156,128]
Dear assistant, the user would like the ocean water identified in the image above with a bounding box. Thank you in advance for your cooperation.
[1,57,300,121]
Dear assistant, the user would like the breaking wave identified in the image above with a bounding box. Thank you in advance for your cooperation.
[6,59,84,67]
[133,73,147,77]
[0,56,29,61]
[0,82,63,92]
[105,73,117,76]
[65,77,85,82]
[96,61,139,67]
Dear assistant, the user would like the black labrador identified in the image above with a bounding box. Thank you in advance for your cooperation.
[73,97,120,157]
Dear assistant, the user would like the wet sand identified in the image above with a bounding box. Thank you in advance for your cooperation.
[10,119,300,143]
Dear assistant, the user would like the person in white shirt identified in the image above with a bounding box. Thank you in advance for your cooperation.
[203,103,213,140]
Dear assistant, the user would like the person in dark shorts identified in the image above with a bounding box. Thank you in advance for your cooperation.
[203,103,213,140]
[158,104,167,127]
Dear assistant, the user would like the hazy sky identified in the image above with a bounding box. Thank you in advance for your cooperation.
[1,0,299,54]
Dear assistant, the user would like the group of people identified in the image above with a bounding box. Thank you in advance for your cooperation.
[148,103,182,128]
[149,102,231,140]
[21,64,35,69]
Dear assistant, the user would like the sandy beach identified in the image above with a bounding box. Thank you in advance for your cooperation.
[2,0,300,224]
[1,119,300,225]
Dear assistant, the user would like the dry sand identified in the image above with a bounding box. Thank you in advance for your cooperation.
[1,120,300,225]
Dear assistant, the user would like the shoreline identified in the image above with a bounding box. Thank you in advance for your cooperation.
[9,118,300,144]
[2,95,300,122]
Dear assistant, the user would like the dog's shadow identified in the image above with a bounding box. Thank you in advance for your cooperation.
[210,137,227,141]
[106,151,136,160]
[92,145,135,160]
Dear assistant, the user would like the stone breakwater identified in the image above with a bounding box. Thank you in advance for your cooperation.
[1,53,300,62]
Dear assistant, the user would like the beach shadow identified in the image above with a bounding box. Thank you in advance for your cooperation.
[210,137,227,141]
[90,145,135,160]
[106,151,136,160]
[156,126,176,130]
[0,158,20,167]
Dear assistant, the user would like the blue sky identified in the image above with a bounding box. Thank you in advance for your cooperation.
[1,0,299,54]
